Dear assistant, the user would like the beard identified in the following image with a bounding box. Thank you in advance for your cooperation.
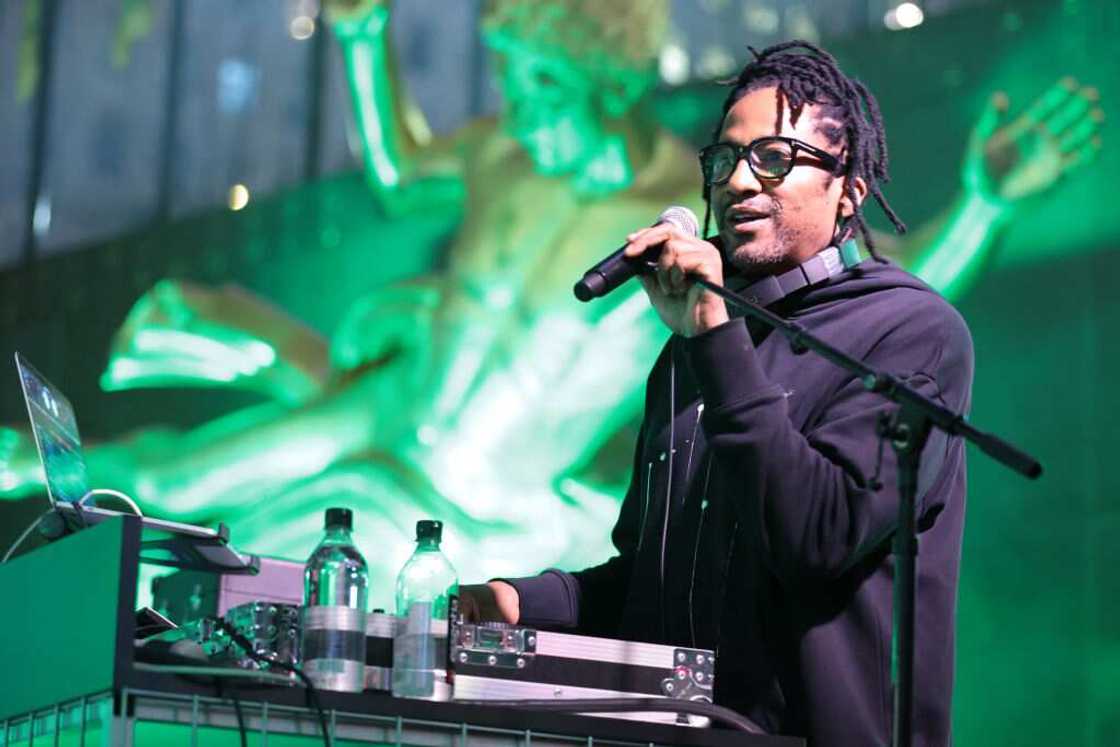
[718,200,838,278]
[720,212,804,277]
[725,229,790,273]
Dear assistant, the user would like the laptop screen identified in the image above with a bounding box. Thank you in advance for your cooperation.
[16,353,89,506]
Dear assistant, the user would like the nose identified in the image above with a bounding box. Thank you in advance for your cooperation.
[724,157,763,196]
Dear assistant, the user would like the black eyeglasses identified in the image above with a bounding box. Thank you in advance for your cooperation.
[699,136,843,185]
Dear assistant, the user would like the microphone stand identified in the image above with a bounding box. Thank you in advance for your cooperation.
[691,277,1042,747]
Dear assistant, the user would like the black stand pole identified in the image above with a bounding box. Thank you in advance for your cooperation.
[883,403,931,746]
[690,277,1042,747]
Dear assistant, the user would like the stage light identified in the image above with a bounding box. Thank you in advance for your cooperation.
[742,2,780,34]
[884,2,925,30]
[229,183,250,211]
[290,15,315,40]
[32,195,52,238]
[697,45,735,79]
[658,42,689,85]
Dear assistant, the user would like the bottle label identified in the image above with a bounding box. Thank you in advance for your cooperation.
[303,658,366,692]
[301,628,366,661]
[302,605,366,632]
[301,605,368,693]
[391,601,445,699]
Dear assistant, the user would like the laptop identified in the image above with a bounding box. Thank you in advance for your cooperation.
[15,352,257,574]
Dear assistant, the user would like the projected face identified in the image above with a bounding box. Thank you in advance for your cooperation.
[486,32,606,176]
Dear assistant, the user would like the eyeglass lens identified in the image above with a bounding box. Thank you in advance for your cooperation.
[705,139,795,183]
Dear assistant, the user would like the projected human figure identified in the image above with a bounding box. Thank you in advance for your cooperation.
[0,0,1102,604]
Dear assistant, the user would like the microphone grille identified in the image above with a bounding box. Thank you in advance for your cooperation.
[658,206,699,237]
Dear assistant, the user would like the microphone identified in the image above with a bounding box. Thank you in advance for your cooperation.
[573,206,699,302]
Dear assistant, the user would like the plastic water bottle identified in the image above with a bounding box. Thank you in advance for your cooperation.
[392,520,458,700]
[301,507,369,692]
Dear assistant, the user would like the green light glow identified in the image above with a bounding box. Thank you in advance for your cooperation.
[0,1,1106,626]
[910,191,1010,300]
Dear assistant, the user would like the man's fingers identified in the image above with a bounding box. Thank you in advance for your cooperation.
[637,274,658,295]
[651,243,689,296]
[670,264,687,293]
[657,265,673,296]
[459,596,480,623]
[623,225,678,258]
[653,240,721,295]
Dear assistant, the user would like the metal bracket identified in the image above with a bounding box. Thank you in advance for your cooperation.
[660,648,715,701]
[452,622,538,670]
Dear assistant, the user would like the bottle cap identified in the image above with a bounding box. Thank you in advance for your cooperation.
[416,519,442,542]
[325,507,353,531]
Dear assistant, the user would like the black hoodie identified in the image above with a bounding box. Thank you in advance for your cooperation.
[509,259,974,746]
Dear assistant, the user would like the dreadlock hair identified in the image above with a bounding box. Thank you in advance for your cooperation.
[703,40,905,262]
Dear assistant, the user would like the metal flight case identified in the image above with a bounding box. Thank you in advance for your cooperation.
[448,599,717,726]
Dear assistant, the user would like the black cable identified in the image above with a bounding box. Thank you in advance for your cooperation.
[213,618,332,747]
[231,692,248,747]
[285,663,332,747]
[214,677,249,747]
[455,698,765,734]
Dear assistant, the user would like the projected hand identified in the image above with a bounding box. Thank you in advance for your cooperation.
[964,77,1104,203]
[0,426,44,497]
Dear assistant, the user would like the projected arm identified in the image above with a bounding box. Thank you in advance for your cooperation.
[100,280,330,406]
[77,370,392,518]
[1,282,438,515]
[901,78,1103,301]
[326,0,465,214]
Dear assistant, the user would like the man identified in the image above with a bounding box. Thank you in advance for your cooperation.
[465,42,973,746]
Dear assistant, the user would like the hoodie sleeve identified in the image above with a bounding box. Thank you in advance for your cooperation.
[683,303,972,586]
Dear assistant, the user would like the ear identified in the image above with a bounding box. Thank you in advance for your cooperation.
[838,175,868,219]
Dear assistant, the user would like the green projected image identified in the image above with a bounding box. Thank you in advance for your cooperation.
[14,0,1102,592]
[0,0,1116,743]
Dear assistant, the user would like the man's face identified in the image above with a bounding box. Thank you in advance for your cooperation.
[489,38,605,175]
[713,86,850,275]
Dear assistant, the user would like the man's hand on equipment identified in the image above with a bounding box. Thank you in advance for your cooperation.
[458,581,521,624]
[624,225,730,337]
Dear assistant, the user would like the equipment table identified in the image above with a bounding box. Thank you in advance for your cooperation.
[0,517,803,747]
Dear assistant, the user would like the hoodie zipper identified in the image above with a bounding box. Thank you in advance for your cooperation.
[636,460,653,554]
[688,457,713,647]
[658,348,677,619]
